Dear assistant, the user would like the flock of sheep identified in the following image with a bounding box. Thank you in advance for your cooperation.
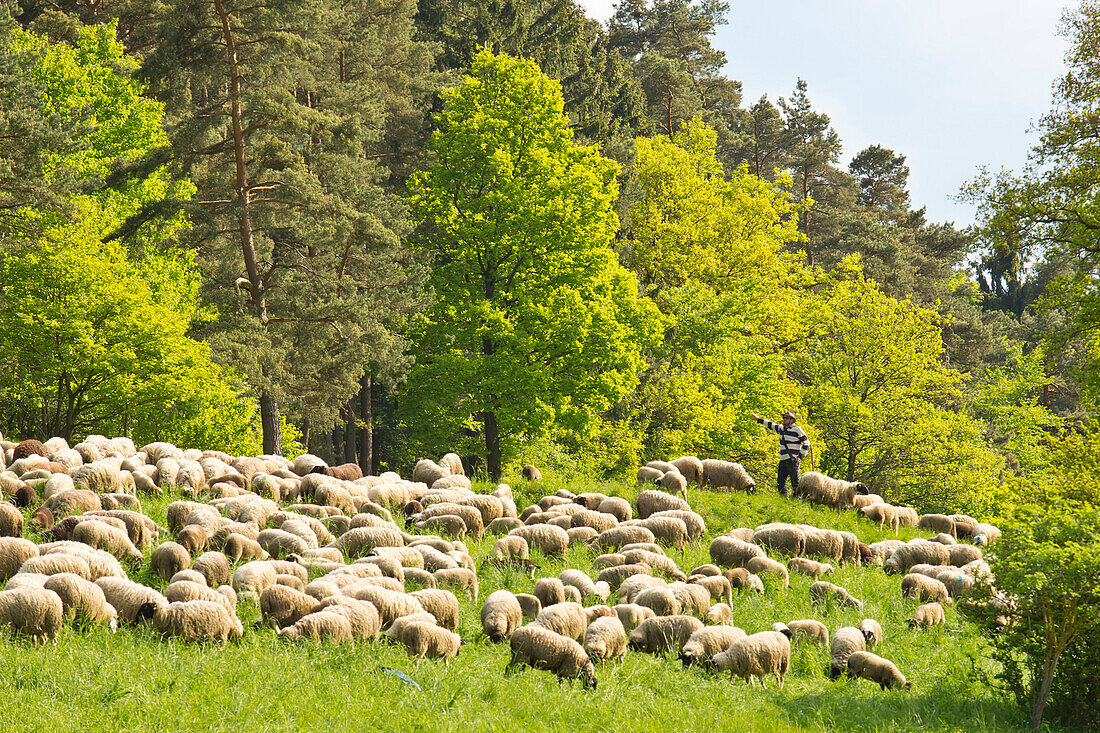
[0,433,1006,694]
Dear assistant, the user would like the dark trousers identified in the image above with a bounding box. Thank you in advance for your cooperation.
[777,458,800,497]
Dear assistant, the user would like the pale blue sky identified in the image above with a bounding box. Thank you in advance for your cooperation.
[578,1,1073,226]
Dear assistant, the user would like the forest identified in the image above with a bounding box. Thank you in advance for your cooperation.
[2,1,1100,727]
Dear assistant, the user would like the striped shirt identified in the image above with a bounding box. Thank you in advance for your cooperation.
[755,417,809,461]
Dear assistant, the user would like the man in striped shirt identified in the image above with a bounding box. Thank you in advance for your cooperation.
[752,410,810,498]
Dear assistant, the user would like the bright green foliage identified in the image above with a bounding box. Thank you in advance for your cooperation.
[407,49,661,480]
[791,259,1001,511]
[979,501,1100,732]
[0,24,258,453]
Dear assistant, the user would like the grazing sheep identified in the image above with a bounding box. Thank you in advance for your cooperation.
[628,615,704,654]
[883,540,950,575]
[515,593,542,621]
[191,552,231,588]
[584,615,628,662]
[800,527,844,561]
[713,630,791,688]
[12,440,47,461]
[509,525,569,556]
[655,471,688,498]
[797,472,869,511]
[591,526,656,552]
[559,569,606,602]
[636,466,664,486]
[43,573,117,631]
[745,556,789,588]
[597,497,632,523]
[638,516,689,551]
[521,465,542,482]
[700,460,756,493]
[828,626,867,678]
[776,619,829,646]
[918,513,957,538]
[972,523,1002,546]
[0,502,23,537]
[314,596,383,640]
[636,489,691,519]
[397,620,462,660]
[570,510,619,534]
[613,603,656,633]
[861,503,900,535]
[690,575,733,606]
[634,586,682,617]
[19,553,92,579]
[649,510,706,542]
[752,524,806,556]
[330,527,404,559]
[679,625,747,668]
[703,603,732,625]
[852,493,886,510]
[481,590,523,642]
[847,651,910,690]
[508,624,596,688]
[278,611,352,641]
[901,573,951,604]
[96,577,167,624]
[0,586,63,643]
[709,536,764,567]
[72,520,144,562]
[670,457,704,488]
[433,568,478,600]
[259,585,319,629]
[666,582,712,618]
[930,532,956,545]
[909,602,946,628]
[809,581,863,609]
[947,544,983,567]
[788,557,833,579]
[409,589,460,631]
[152,542,192,582]
[43,489,102,516]
[533,601,588,642]
[0,537,40,581]
[859,618,883,646]
[223,534,269,564]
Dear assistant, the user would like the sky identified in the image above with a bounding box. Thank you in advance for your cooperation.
[576,1,1074,226]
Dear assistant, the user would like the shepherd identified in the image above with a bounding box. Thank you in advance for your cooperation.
[751,410,810,498]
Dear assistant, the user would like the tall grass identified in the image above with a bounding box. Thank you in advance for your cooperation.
[0,472,1033,732]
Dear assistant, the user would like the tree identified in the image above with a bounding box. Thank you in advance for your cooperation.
[975,501,1100,733]
[848,144,910,214]
[0,23,258,453]
[407,49,661,480]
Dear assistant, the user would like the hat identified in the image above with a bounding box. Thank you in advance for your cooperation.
[782,410,797,420]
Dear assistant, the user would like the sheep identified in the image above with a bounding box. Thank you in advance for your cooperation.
[589,497,629,524]
[383,611,438,642]
[138,599,243,642]
[666,582,712,618]
[649,510,706,542]
[330,526,404,559]
[259,584,320,629]
[19,487,43,511]
[828,626,867,678]
[948,543,983,567]
[151,542,192,582]
[689,575,732,606]
[852,493,886,510]
[709,536,764,567]
[670,456,704,488]
[89,509,160,549]
[859,618,883,646]
[655,471,687,498]
[847,651,911,690]
[597,564,654,593]
[861,503,901,535]
[278,611,353,641]
[628,614,704,654]
[712,630,791,688]
[433,567,478,600]
[679,625,747,668]
[699,459,757,493]
[347,584,424,627]
[43,573,118,631]
[909,602,946,628]
[43,489,102,516]
[951,514,979,538]
[487,517,524,535]
[930,532,956,546]
[591,526,656,552]
[883,540,951,575]
[192,552,231,588]
[869,540,906,565]
[797,472,869,511]
[636,489,691,519]
[972,523,1002,546]
[72,520,144,562]
[39,543,125,580]
[223,534,269,564]
[637,517,689,551]
[166,580,237,612]
[745,556,790,588]
[314,596,383,639]
[584,605,616,624]
[702,602,731,625]
[776,619,829,646]
[583,615,627,662]
[800,526,844,561]
[396,620,461,660]
[560,569,607,602]
[409,589,460,631]
[95,577,167,624]
[0,586,63,643]
[752,524,806,556]
[509,525,569,556]
[532,601,588,642]
[519,464,542,483]
[20,553,92,580]
[634,586,682,617]
[809,581,863,609]
[570,510,619,534]
[481,590,523,642]
[902,573,950,604]
[0,502,23,537]
[515,593,542,621]
[918,513,957,538]
[788,557,833,579]
[0,537,40,581]
[690,563,721,577]
[636,466,664,485]
[12,439,47,461]
[508,624,596,687]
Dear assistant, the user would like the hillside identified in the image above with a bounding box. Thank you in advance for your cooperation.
[0,470,1034,733]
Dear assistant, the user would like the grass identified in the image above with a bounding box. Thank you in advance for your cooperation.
[0,471,1037,733]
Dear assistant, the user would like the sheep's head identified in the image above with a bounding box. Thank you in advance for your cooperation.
[854,482,870,495]
[135,602,159,623]
[579,661,597,689]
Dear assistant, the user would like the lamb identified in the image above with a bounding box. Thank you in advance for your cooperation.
[809,581,863,609]
[930,533,956,545]
[12,439,47,461]
[846,651,911,690]
[861,503,901,535]
[152,542,192,582]
[96,577,168,624]
[397,620,462,659]
[902,573,951,604]
[409,589,460,631]
[700,460,756,493]
[509,525,569,556]
[797,472,869,511]
[909,602,946,628]
[709,536,764,567]
[828,626,867,678]
[745,556,789,588]
[788,557,833,579]
[0,537,40,581]
[583,615,627,662]
[508,624,596,688]
[859,618,883,646]
[670,456,704,488]
[636,489,691,519]
[690,575,733,606]
[627,614,704,654]
[590,526,656,552]
[679,625,747,667]
[712,630,791,688]
[752,524,806,556]
[655,471,687,498]
[775,619,829,645]
[481,590,523,642]
[918,513,957,538]
[43,573,118,631]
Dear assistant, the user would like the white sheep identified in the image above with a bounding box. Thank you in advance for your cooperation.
[613,603,656,633]
[752,524,806,556]
[0,586,64,643]
[583,615,627,662]
[860,503,900,535]
[847,651,911,690]
[679,625,747,667]
[409,589,460,631]
[775,619,829,645]
[139,599,243,642]
[398,620,462,659]
[508,624,597,688]
[712,630,791,688]
[636,489,691,519]
[627,615,704,654]
[810,581,863,609]
[745,556,789,588]
[797,472,869,511]
[532,601,588,642]
[481,590,523,642]
[700,459,757,493]
[909,602,946,628]
[828,626,867,678]
[788,557,833,579]
[859,618,883,646]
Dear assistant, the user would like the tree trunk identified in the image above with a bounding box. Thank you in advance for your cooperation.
[259,390,282,456]
[343,398,355,465]
[359,374,372,474]
[1031,649,1059,733]
[483,410,502,482]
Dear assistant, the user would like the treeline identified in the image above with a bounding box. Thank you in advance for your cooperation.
[0,0,1091,516]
